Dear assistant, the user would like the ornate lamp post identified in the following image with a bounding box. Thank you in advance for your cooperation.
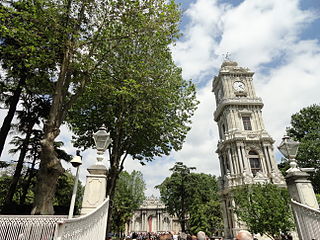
[80,124,112,215]
[278,134,319,208]
[278,135,300,172]
[93,124,113,165]
[68,150,82,219]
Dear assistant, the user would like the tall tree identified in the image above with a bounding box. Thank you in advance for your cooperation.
[34,0,194,215]
[2,95,50,211]
[67,0,197,228]
[287,104,320,193]
[156,163,222,234]
[111,170,145,236]
[232,184,294,240]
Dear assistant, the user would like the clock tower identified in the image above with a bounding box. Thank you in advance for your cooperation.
[212,60,285,238]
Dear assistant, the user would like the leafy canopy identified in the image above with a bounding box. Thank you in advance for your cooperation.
[232,184,294,239]
[287,104,320,193]
[111,170,146,234]
[156,162,222,234]
[68,0,198,164]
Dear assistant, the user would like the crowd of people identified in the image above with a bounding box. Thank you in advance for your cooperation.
[128,231,212,240]
[127,230,250,240]
[125,230,293,240]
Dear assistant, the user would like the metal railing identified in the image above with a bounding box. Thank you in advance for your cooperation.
[291,199,320,240]
[0,215,66,240]
[0,196,110,240]
[54,196,109,240]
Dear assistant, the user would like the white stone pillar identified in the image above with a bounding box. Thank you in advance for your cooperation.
[240,145,249,171]
[262,145,271,173]
[258,110,265,129]
[286,171,319,209]
[236,145,244,173]
[266,145,277,171]
[81,165,107,215]
[227,148,234,174]
[142,212,146,231]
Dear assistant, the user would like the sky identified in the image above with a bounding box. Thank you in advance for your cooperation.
[1,0,320,197]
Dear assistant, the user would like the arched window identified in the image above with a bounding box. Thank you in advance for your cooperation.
[249,150,261,176]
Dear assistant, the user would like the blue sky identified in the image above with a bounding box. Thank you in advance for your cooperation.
[1,0,320,197]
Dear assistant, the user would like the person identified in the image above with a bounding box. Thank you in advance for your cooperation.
[235,230,253,240]
[197,231,206,240]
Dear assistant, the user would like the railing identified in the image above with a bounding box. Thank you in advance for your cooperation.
[291,199,320,240]
[54,196,110,240]
[0,197,110,240]
[0,215,66,240]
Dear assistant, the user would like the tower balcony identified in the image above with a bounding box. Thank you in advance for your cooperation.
[217,129,274,150]
[214,97,264,121]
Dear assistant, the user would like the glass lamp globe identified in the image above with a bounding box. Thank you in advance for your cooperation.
[93,124,112,152]
[278,135,300,159]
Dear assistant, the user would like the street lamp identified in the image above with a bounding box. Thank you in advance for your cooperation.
[93,124,113,165]
[278,135,300,173]
[68,150,82,219]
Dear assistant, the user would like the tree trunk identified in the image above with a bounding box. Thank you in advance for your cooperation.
[2,121,34,213]
[106,152,123,234]
[31,133,64,214]
[31,35,73,214]
[0,76,26,157]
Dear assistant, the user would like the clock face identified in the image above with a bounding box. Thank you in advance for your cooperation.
[233,81,245,91]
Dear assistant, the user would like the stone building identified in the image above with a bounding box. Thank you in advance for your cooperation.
[212,60,285,238]
[126,196,181,234]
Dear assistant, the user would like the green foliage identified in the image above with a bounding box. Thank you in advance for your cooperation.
[0,0,61,92]
[0,167,83,214]
[287,104,320,193]
[232,184,294,239]
[156,163,222,235]
[0,174,12,205]
[68,0,197,163]
[54,170,84,214]
[316,194,320,204]
[111,170,146,234]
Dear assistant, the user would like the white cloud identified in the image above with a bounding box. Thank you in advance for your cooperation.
[172,0,224,81]
[217,0,315,68]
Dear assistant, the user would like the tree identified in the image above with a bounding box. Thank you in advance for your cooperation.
[232,184,294,240]
[111,170,145,236]
[67,0,197,229]
[287,104,320,193]
[35,0,195,215]
[188,175,223,235]
[156,163,222,234]
[2,95,50,211]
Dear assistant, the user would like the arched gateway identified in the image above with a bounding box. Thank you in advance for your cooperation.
[125,196,181,234]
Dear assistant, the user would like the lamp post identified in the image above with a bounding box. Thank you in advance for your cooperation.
[93,124,113,165]
[68,150,82,219]
[80,124,112,215]
[277,135,300,172]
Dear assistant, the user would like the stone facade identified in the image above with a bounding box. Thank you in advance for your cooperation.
[212,60,286,238]
[126,196,181,234]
